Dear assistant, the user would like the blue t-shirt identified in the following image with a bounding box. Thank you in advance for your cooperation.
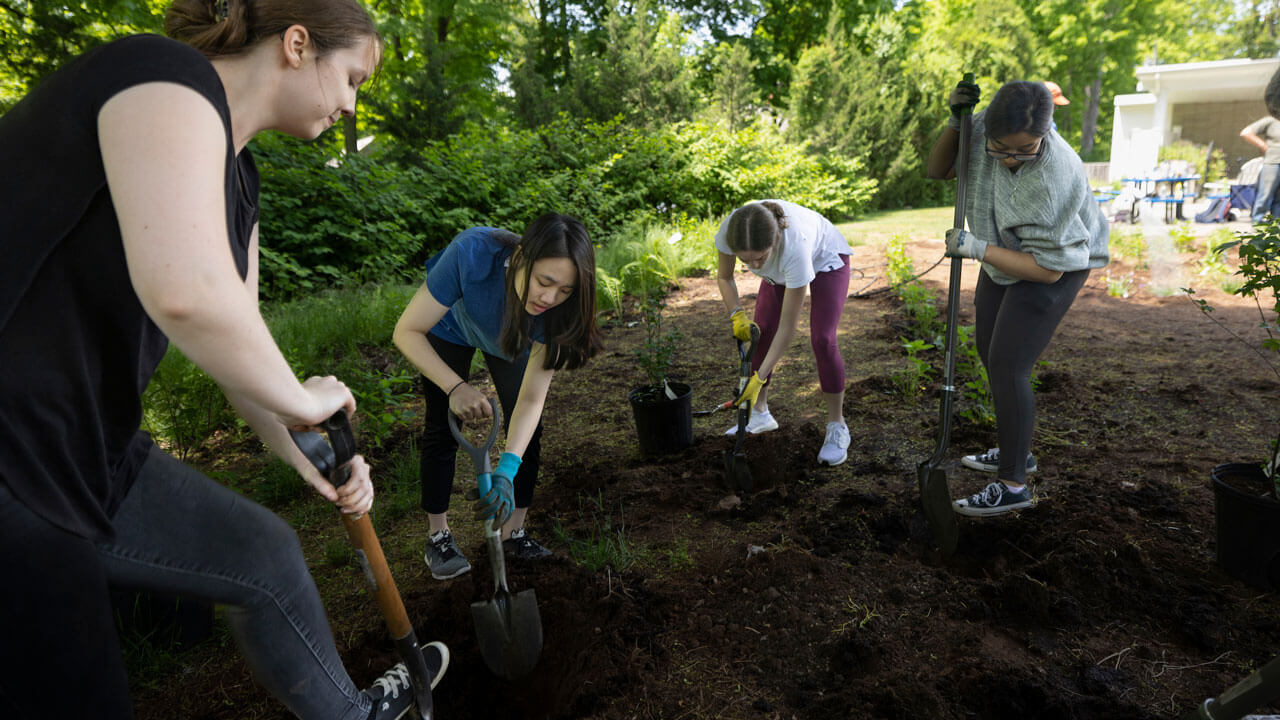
[424,227,545,360]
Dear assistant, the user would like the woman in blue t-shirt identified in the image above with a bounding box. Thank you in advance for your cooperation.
[394,214,603,579]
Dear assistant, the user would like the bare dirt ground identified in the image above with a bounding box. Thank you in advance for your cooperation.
[129,213,1280,719]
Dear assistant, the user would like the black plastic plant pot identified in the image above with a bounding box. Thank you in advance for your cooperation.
[1212,462,1280,591]
[628,381,693,456]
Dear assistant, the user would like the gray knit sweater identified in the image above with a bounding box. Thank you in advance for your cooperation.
[963,110,1110,285]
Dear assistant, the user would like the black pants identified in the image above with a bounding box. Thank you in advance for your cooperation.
[974,268,1089,484]
[419,333,542,514]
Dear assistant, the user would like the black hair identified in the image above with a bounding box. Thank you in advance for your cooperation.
[984,81,1055,139]
[500,213,604,371]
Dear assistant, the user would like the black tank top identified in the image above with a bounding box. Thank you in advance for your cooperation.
[0,35,259,540]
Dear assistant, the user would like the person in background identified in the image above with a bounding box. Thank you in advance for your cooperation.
[926,80,1109,517]
[1239,68,1280,224]
[1043,80,1069,131]
[714,200,854,466]
[393,216,603,580]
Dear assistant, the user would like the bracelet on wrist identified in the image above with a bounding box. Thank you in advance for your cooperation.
[447,380,466,397]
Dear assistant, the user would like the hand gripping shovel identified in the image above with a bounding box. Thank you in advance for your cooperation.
[289,411,436,720]
[724,324,761,493]
[917,71,975,557]
[446,399,543,681]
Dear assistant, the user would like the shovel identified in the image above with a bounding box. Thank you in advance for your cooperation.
[917,71,975,557]
[289,411,436,720]
[1183,653,1280,719]
[446,399,543,681]
[724,323,761,493]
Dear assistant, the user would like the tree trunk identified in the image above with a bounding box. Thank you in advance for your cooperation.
[1080,69,1103,157]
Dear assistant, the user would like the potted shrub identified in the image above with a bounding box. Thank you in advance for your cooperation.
[627,295,693,455]
[1189,219,1280,589]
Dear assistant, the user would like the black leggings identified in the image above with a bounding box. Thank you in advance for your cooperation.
[419,333,542,514]
[974,268,1089,484]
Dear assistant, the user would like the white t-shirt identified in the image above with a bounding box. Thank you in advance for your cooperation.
[714,200,852,288]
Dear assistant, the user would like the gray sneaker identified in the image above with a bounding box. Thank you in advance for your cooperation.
[424,530,471,579]
[960,448,1037,474]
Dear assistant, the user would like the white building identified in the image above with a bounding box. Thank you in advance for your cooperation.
[1109,57,1279,182]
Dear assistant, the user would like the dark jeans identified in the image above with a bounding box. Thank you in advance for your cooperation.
[419,333,542,515]
[974,268,1089,484]
[0,446,372,720]
[1253,162,1280,223]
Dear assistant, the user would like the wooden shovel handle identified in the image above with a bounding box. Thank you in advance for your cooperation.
[340,512,413,639]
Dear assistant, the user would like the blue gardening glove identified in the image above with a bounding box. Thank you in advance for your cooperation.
[734,372,765,410]
[945,228,988,261]
[466,452,519,527]
[949,80,980,117]
[730,309,755,342]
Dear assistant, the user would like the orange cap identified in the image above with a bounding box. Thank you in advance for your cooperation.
[1043,81,1070,106]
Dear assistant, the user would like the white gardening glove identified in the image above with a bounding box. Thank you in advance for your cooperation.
[945,228,988,261]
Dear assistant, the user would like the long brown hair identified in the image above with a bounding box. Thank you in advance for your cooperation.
[500,213,604,371]
[725,201,788,254]
[164,0,380,60]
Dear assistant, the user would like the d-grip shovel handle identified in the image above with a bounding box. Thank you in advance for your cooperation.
[446,397,502,496]
[734,324,761,401]
[289,411,435,720]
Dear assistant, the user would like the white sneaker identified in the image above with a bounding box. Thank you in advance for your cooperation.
[817,421,850,466]
[724,408,779,436]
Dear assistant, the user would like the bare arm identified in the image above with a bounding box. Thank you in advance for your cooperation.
[756,286,807,378]
[716,251,742,313]
[392,283,493,422]
[982,245,1064,284]
[100,82,348,428]
[927,126,960,180]
[1242,127,1269,155]
[219,228,374,514]
[505,344,554,458]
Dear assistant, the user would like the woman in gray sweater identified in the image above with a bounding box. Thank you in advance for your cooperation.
[926,80,1109,517]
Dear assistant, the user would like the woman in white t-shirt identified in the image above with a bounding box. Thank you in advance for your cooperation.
[714,200,854,466]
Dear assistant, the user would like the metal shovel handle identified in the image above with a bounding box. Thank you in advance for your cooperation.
[447,397,502,478]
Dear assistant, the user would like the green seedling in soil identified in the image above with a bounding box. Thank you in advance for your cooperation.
[836,599,880,633]
[891,337,934,399]
[552,491,638,573]
[955,324,995,428]
[634,295,682,390]
[323,538,353,567]
[1169,222,1197,254]
[1110,226,1147,268]
[1105,270,1135,298]
[664,539,695,571]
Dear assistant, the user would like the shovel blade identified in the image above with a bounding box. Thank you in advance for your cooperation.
[919,463,958,556]
[724,450,752,493]
[470,588,543,681]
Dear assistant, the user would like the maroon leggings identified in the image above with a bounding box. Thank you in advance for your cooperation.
[751,255,850,393]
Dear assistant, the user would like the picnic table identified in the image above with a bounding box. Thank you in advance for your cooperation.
[1121,175,1201,222]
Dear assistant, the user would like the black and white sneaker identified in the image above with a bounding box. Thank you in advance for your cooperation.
[960,448,1038,474]
[365,642,449,720]
[503,528,552,559]
[953,481,1034,517]
[424,530,471,580]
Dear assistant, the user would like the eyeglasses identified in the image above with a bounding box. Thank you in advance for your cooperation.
[984,141,1043,162]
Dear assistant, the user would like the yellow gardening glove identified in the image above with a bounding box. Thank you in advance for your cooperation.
[730,309,754,342]
[734,372,765,410]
